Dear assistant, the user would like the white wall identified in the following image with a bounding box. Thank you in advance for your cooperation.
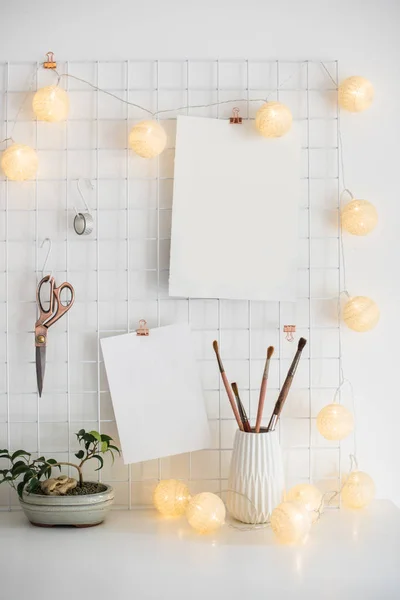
[0,0,399,505]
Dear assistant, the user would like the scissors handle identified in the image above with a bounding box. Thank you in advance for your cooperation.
[36,275,55,323]
[45,282,75,328]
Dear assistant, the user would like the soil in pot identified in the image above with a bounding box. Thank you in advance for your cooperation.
[32,482,107,496]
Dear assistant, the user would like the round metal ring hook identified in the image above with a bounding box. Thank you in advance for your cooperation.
[40,237,52,279]
[73,179,94,236]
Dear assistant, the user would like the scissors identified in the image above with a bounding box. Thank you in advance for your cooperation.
[35,275,75,397]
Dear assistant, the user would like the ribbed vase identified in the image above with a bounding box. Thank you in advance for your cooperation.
[227,429,285,524]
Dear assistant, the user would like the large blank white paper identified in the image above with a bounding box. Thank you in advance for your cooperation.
[169,116,301,301]
[100,324,211,464]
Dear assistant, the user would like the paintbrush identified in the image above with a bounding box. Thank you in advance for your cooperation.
[212,340,244,431]
[267,337,307,432]
[255,346,274,433]
[231,382,251,432]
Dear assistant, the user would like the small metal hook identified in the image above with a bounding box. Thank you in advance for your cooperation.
[40,238,52,279]
[73,179,94,236]
[75,178,94,216]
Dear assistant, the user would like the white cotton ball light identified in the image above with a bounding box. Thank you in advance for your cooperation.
[343,296,380,332]
[338,76,374,112]
[341,471,375,509]
[255,101,292,138]
[270,501,311,544]
[286,484,323,523]
[153,479,191,517]
[1,143,38,181]
[186,492,226,534]
[32,85,69,122]
[129,120,167,158]
[317,403,354,441]
[341,199,378,236]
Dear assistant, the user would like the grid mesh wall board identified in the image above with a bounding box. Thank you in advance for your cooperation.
[0,59,342,509]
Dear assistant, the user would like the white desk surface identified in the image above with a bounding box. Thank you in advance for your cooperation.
[1,500,399,600]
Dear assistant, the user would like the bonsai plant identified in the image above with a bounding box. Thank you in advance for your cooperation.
[0,429,121,527]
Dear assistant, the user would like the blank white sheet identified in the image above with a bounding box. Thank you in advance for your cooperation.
[169,116,301,301]
[100,324,211,464]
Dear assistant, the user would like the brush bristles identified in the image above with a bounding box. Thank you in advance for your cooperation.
[231,382,238,395]
[298,337,307,351]
[267,346,274,359]
[212,340,219,353]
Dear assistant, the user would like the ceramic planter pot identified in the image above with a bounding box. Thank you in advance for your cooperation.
[19,482,114,527]
[226,429,285,524]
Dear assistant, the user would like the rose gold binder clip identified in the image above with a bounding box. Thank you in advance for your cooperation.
[43,52,57,69]
[283,325,296,342]
[136,319,149,336]
[229,107,242,124]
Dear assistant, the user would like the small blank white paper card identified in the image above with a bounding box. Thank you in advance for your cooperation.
[100,324,211,464]
[169,116,301,301]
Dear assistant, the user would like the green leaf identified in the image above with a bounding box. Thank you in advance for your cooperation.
[12,460,25,470]
[26,477,39,493]
[23,470,34,484]
[88,431,101,442]
[93,455,104,471]
[46,459,61,471]
[83,433,96,444]
[77,429,85,436]
[101,441,108,453]
[75,450,85,460]
[11,450,31,461]
[17,481,25,498]
[108,450,115,465]
[108,444,121,455]
[11,464,30,477]
[0,449,9,454]
[100,434,113,442]
[36,464,51,481]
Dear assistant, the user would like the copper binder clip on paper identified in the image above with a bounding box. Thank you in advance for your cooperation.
[229,107,242,124]
[136,319,149,336]
[43,52,57,69]
[283,325,296,342]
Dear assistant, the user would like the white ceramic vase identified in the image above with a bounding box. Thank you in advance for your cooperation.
[227,429,285,524]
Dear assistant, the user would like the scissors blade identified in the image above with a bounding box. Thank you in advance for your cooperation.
[36,346,46,398]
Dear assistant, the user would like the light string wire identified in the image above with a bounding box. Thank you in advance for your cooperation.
[0,64,41,146]
[54,62,307,117]
[319,63,360,488]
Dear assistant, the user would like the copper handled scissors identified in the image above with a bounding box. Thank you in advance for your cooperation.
[35,275,75,397]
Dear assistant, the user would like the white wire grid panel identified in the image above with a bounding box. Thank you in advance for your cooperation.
[0,59,342,510]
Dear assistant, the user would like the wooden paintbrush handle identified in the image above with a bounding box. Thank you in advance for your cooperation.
[221,372,244,431]
[272,375,293,420]
[255,379,267,433]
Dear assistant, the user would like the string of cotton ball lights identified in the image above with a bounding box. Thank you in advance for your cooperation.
[1,59,379,521]
[0,58,303,173]
[152,460,375,545]
[153,479,226,534]
[309,65,377,511]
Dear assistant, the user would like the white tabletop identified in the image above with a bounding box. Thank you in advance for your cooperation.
[1,500,399,600]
